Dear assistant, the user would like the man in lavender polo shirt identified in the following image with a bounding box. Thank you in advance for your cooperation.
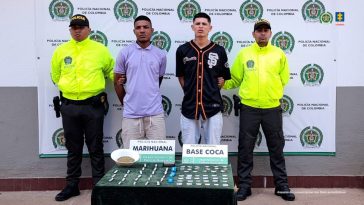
[114,15,167,148]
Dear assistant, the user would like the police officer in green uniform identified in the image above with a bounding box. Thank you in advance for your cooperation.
[223,19,295,201]
[51,14,114,201]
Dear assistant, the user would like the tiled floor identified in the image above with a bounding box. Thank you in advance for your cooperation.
[0,188,363,205]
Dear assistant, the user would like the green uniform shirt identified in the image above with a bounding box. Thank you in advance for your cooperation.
[224,42,289,108]
[51,38,115,100]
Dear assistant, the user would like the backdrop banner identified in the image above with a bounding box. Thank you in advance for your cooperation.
[37,0,336,157]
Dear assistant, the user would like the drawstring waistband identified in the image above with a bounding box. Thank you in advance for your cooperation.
[149,116,152,128]
[139,118,142,135]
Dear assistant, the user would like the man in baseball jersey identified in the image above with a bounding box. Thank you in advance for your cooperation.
[176,12,231,145]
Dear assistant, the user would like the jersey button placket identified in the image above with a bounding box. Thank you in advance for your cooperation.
[197,51,203,111]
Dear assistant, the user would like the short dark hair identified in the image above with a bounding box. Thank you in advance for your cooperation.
[134,15,152,26]
[193,12,211,23]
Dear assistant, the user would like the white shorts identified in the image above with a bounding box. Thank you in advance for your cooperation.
[180,112,223,145]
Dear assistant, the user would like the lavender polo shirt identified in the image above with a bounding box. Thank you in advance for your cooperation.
[114,43,167,118]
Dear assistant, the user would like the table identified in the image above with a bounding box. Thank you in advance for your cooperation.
[91,162,237,205]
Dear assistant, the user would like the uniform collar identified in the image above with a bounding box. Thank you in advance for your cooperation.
[70,37,91,45]
[252,42,272,51]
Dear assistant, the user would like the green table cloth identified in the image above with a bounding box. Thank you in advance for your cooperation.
[91,162,237,205]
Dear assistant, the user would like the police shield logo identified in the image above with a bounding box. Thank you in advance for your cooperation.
[246,60,255,70]
[211,32,233,53]
[302,0,325,23]
[300,64,324,86]
[115,129,124,148]
[240,0,263,22]
[300,126,323,148]
[222,95,233,116]
[280,95,294,116]
[151,31,171,52]
[162,95,172,117]
[177,0,201,22]
[89,30,108,46]
[52,128,66,149]
[64,56,72,65]
[320,12,333,24]
[114,0,138,22]
[272,31,295,54]
[49,0,73,21]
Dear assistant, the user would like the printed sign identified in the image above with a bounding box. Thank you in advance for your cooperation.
[182,144,228,164]
[130,140,175,163]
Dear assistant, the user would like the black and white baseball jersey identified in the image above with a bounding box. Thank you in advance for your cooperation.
[176,40,231,120]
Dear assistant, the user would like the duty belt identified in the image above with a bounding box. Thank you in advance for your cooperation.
[61,97,95,105]
[60,92,109,115]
